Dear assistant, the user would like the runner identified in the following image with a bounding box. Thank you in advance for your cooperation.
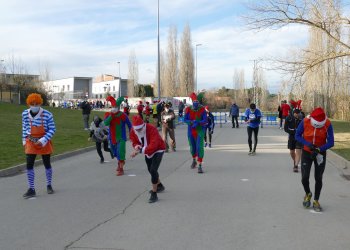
[143,101,152,123]
[123,97,130,116]
[184,92,208,173]
[22,93,56,198]
[89,115,114,164]
[244,103,262,155]
[161,102,176,152]
[295,107,334,212]
[284,107,304,172]
[104,96,132,176]
[204,105,215,148]
[129,115,166,203]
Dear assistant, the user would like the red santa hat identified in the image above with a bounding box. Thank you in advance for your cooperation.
[132,115,145,130]
[310,107,326,128]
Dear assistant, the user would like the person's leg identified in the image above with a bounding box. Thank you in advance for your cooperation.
[232,116,235,128]
[234,116,239,128]
[247,127,253,153]
[204,127,208,145]
[42,154,54,193]
[252,127,259,152]
[314,154,326,201]
[169,128,176,151]
[83,114,89,129]
[147,153,164,203]
[95,142,104,162]
[188,134,197,169]
[196,135,205,173]
[117,140,126,175]
[162,126,169,151]
[25,154,36,193]
[301,150,313,206]
[295,148,302,167]
[208,128,212,145]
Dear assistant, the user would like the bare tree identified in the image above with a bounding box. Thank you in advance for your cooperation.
[164,25,179,97]
[127,50,138,97]
[245,0,350,77]
[179,23,195,96]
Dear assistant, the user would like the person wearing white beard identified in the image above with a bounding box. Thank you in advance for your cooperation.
[129,116,166,203]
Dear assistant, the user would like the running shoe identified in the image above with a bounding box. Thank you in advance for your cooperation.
[148,191,158,203]
[313,200,322,212]
[198,165,203,174]
[303,193,312,208]
[293,166,298,173]
[47,185,54,194]
[191,159,197,169]
[250,151,256,156]
[205,143,208,147]
[23,188,36,199]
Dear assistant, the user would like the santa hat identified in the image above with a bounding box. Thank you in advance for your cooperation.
[310,107,326,128]
[139,100,143,105]
[189,92,198,102]
[132,115,145,129]
[290,99,302,110]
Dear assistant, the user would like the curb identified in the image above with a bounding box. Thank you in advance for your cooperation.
[328,150,350,180]
[0,146,95,177]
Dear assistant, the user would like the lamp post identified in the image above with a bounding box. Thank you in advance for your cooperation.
[0,60,5,101]
[157,0,161,99]
[195,43,202,93]
[117,61,121,97]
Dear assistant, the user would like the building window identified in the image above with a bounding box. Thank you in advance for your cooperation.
[62,85,65,91]
[95,94,98,99]
[67,85,70,91]
[100,94,102,99]
[113,94,116,98]
[113,86,115,91]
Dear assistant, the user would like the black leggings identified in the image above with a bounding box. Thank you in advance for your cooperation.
[26,154,51,170]
[301,150,326,200]
[247,126,259,151]
[204,127,212,144]
[145,152,164,184]
[96,141,110,160]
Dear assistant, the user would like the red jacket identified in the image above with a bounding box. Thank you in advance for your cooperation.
[129,123,166,158]
[281,103,290,117]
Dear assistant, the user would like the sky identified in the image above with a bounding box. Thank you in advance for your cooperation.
[0,0,309,93]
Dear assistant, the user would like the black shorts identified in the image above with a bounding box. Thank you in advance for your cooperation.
[153,114,158,118]
[288,137,302,150]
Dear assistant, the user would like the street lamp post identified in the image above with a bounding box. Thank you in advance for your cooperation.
[157,0,161,99]
[117,61,121,97]
[0,60,5,101]
[195,43,202,93]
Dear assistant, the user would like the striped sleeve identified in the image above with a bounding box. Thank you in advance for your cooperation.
[22,110,30,145]
[43,110,56,142]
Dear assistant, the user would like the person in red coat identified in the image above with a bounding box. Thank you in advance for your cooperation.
[130,115,166,203]
[143,101,152,123]
[280,100,290,128]
[137,100,144,120]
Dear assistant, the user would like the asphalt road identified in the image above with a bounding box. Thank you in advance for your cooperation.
[0,123,349,250]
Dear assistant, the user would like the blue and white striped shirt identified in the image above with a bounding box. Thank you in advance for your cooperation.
[22,108,56,146]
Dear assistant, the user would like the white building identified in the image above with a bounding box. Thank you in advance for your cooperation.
[43,77,93,101]
[43,75,128,102]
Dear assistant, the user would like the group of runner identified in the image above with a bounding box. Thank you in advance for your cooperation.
[21,93,335,209]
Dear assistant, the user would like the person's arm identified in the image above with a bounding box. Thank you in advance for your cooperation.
[284,116,291,134]
[170,110,175,121]
[184,108,192,125]
[22,111,29,146]
[319,124,335,152]
[104,113,112,126]
[38,112,56,146]
[199,109,208,127]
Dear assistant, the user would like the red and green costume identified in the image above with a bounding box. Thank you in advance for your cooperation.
[184,93,207,164]
[104,96,132,176]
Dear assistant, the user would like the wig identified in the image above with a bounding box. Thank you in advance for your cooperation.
[26,93,43,106]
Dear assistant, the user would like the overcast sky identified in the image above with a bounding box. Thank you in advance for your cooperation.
[0,0,308,93]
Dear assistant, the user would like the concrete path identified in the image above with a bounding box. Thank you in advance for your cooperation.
[0,124,349,250]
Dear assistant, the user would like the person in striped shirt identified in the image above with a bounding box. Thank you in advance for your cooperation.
[22,93,56,199]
